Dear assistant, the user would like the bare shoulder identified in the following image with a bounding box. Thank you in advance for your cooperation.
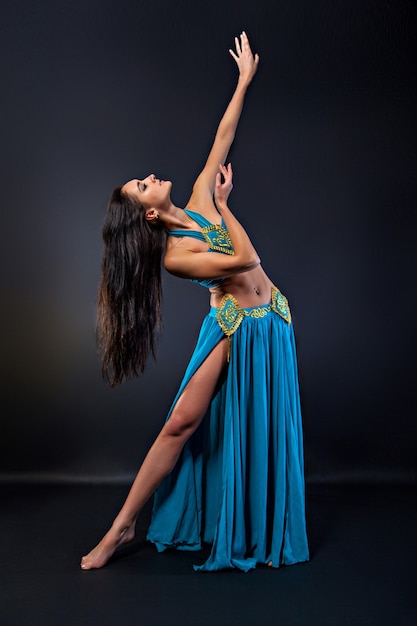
[165,235,206,269]
[164,244,193,278]
[164,232,224,279]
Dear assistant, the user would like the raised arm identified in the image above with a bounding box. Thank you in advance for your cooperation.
[165,164,260,281]
[191,32,259,199]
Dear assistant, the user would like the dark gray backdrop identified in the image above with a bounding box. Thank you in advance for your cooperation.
[1,0,416,484]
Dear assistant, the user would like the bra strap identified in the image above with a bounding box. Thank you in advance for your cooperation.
[168,228,206,242]
[183,209,212,228]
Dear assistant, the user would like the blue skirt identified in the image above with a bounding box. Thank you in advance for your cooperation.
[146,297,309,572]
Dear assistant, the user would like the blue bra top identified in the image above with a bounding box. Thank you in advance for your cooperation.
[168,209,235,289]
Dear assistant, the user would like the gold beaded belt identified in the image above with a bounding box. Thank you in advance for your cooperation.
[215,286,291,361]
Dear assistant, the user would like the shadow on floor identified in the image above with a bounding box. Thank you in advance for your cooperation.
[1,483,416,626]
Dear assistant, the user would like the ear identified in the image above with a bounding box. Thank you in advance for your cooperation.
[145,208,159,223]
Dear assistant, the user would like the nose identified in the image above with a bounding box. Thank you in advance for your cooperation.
[150,174,156,182]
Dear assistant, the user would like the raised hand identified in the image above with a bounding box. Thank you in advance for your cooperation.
[214,163,233,207]
[229,31,259,86]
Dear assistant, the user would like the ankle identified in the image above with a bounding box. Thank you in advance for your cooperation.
[111,516,136,535]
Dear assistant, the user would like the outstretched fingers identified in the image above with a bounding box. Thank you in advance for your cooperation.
[229,47,239,62]
[241,31,250,50]
[228,31,259,83]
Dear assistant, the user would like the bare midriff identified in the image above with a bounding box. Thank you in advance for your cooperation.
[209,265,275,309]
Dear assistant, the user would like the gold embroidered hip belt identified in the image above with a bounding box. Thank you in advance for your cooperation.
[211,286,291,339]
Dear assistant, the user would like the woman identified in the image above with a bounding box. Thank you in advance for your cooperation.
[81,32,309,572]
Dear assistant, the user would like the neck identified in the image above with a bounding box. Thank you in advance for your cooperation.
[161,205,194,231]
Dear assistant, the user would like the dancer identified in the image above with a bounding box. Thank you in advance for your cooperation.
[81,32,309,572]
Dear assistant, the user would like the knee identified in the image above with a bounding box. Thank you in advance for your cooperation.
[163,410,200,440]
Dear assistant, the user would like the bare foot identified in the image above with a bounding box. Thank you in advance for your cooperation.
[80,523,135,570]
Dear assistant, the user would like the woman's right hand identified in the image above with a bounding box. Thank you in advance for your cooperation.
[229,31,259,87]
[214,163,233,208]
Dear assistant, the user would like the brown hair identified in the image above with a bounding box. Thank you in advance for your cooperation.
[97,186,166,386]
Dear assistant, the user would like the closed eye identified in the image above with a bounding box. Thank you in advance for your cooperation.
[137,181,147,192]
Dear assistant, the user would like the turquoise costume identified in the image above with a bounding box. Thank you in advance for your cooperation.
[146,210,309,572]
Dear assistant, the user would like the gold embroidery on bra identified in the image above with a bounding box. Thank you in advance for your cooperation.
[202,225,234,255]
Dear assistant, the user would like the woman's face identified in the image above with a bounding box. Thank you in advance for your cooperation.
[122,174,172,208]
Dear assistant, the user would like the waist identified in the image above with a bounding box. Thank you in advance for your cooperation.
[208,265,274,307]
[209,300,272,318]
[209,286,292,331]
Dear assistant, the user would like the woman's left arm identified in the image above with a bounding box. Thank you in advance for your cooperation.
[191,32,259,199]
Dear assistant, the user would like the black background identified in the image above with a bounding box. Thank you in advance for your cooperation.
[1,0,416,485]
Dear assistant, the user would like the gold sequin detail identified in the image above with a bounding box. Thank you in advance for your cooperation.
[216,286,291,338]
[202,225,234,255]
[271,286,291,324]
[244,306,271,319]
[216,294,245,337]
[216,287,291,362]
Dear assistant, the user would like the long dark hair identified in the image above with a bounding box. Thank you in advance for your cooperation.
[97,186,166,386]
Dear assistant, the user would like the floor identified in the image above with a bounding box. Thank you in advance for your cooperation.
[1,483,416,626]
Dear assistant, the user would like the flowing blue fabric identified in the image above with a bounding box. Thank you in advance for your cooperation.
[146,302,309,572]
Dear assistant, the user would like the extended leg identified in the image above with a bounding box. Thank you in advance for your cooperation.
[81,338,228,570]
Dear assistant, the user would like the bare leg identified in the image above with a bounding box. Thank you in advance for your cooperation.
[81,338,228,570]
